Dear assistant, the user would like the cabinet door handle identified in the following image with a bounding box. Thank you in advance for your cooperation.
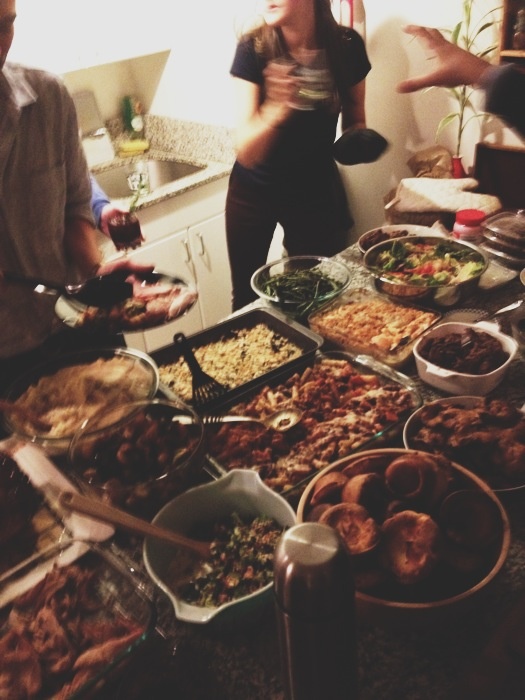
[181,238,191,263]
[195,231,205,256]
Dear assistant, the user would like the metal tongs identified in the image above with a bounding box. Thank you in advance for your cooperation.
[476,299,524,327]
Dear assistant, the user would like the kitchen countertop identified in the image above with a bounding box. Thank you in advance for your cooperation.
[95,242,525,700]
[91,116,235,211]
[91,149,232,212]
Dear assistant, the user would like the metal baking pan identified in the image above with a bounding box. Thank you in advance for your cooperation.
[151,307,323,409]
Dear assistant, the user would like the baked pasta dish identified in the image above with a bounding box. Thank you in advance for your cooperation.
[309,291,439,366]
[207,355,418,492]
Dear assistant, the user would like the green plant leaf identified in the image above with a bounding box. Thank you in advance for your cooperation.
[436,113,459,138]
[451,21,462,44]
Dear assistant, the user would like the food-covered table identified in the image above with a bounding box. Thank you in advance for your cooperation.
[3,242,525,700]
[89,243,525,700]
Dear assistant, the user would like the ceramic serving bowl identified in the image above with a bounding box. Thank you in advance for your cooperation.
[68,397,205,520]
[297,448,510,628]
[143,469,296,630]
[1,348,159,456]
[412,321,518,396]
[363,235,488,307]
[250,255,351,320]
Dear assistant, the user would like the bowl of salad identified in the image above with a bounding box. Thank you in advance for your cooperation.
[363,235,488,307]
[251,255,351,320]
[143,470,296,630]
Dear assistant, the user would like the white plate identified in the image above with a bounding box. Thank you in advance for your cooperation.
[55,270,198,333]
[357,224,443,254]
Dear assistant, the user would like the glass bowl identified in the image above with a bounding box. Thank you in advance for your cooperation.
[68,398,205,519]
[250,255,351,320]
[1,347,159,456]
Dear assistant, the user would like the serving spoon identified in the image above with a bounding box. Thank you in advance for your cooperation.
[56,490,211,559]
[2,270,133,308]
[202,407,304,432]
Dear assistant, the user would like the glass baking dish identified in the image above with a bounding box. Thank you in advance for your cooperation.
[0,539,156,699]
[308,287,442,368]
[203,350,422,500]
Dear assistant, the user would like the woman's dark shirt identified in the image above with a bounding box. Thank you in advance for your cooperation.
[230,27,371,202]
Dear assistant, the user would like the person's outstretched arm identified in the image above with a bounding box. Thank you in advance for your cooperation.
[396,25,525,138]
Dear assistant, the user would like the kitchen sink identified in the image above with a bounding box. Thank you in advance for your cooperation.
[94,159,206,199]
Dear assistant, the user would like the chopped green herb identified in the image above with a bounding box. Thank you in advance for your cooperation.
[175,513,285,608]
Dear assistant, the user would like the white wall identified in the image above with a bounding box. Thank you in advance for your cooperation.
[140,0,520,237]
[11,0,520,238]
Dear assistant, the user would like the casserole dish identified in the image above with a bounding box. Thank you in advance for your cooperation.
[204,350,421,497]
[0,540,156,698]
[413,321,518,395]
[308,288,441,368]
[151,307,323,408]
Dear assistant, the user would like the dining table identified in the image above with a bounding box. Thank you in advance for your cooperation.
[56,242,525,699]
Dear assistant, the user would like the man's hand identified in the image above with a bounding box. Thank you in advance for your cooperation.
[396,25,490,94]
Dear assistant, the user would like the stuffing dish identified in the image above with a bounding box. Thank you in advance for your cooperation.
[158,323,305,401]
[308,289,440,367]
[206,353,420,493]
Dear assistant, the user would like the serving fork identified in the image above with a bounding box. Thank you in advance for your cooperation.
[173,332,228,407]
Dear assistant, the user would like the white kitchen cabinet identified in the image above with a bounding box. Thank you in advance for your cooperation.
[112,177,232,353]
[187,214,232,329]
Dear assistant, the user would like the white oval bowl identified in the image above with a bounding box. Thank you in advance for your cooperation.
[143,470,296,628]
[413,321,518,396]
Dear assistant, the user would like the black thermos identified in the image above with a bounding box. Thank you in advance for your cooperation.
[273,522,358,700]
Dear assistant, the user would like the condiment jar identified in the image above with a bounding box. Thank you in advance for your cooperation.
[273,522,358,700]
[452,209,487,243]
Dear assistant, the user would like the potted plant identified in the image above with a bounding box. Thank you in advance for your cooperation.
[435,0,501,175]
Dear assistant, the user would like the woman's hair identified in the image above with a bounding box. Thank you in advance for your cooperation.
[246,0,352,100]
